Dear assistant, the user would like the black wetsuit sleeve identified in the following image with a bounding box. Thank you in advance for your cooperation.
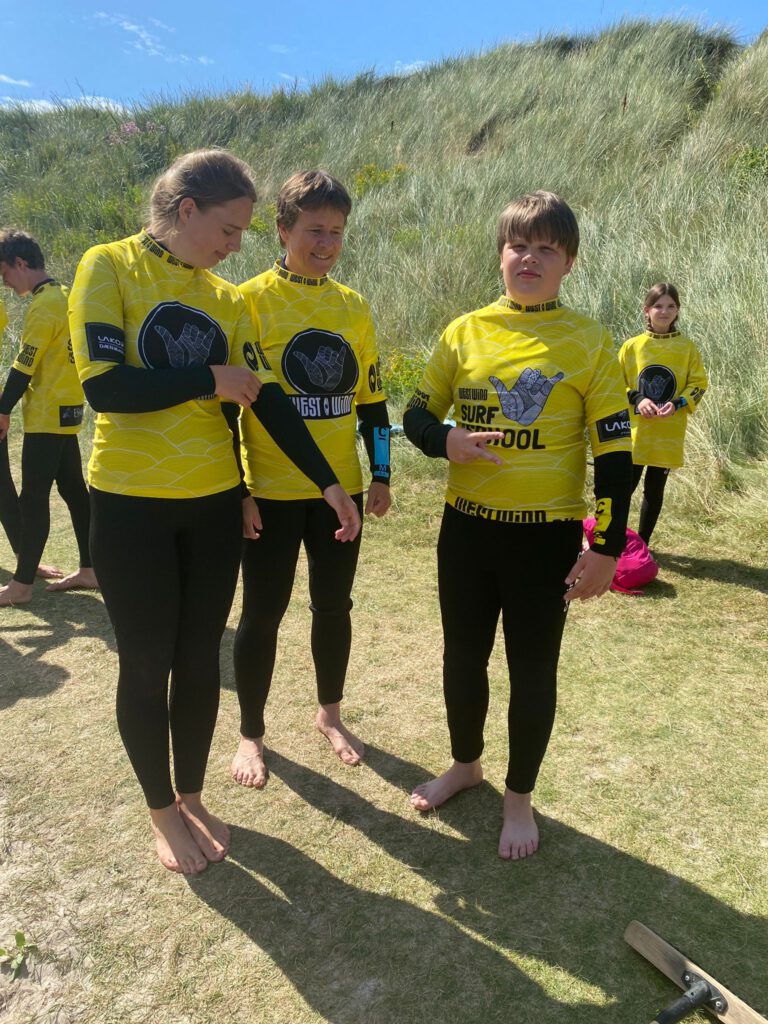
[403,405,452,459]
[357,401,392,484]
[221,401,249,497]
[252,382,338,493]
[82,365,216,413]
[592,450,633,557]
[0,368,32,414]
[627,388,641,406]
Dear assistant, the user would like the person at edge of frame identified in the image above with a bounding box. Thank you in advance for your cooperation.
[230,169,392,790]
[0,229,97,606]
[67,149,360,877]
[403,190,633,860]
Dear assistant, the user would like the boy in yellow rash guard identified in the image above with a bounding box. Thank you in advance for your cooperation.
[0,230,96,607]
[0,295,23,556]
[619,282,707,544]
[230,170,391,789]
[404,191,632,860]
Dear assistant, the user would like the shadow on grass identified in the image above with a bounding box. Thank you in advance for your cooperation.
[655,552,768,595]
[0,589,112,710]
[199,747,765,1024]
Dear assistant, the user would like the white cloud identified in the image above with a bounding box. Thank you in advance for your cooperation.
[0,73,32,87]
[392,60,427,76]
[277,72,307,84]
[269,44,296,55]
[93,12,213,66]
[0,95,129,113]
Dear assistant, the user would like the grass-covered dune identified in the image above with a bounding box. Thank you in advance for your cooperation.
[1,20,767,1024]
[1,19,767,497]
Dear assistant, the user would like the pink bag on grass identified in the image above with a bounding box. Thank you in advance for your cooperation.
[582,518,659,595]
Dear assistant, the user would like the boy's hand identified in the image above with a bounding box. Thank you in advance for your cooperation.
[446,427,504,465]
[211,365,262,407]
[636,398,658,417]
[656,401,675,417]
[564,549,617,601]
[0,413,9,442]
[323,484,361,542]
[365,481,391,518]
[242,496,262,539]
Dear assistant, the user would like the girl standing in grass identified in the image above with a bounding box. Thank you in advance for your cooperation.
[68,150,359,876]
[618,283,707,546]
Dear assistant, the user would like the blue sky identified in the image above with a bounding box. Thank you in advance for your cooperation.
[1,0,765,111]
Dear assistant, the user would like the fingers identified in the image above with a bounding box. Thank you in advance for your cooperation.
[210,366,262,406]
[446,428,505,465]
[323,484,362,542]
[242,497,262,540]
[365,482,392,518]
[564,550,617,601]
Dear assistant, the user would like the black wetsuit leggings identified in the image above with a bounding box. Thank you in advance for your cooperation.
[90,486,242,809]
[0,436,21,554]
[631,464,669,545]
[437,504,583,794]
[14,433,91,584]
[234,493,364,739]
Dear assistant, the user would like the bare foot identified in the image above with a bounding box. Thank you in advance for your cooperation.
[36,563,64,579]
[150,804,208,875]
[0,580,33,607]
[46,567,99,592]
[498,788,539,860]
[316,704,364,765]
[176,793,230,862]
[410,759,483,811]
[231,736,268,788]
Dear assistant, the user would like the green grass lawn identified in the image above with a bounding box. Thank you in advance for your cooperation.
[1,442,766,1023]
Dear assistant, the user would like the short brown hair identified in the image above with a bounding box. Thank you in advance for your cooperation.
[0,228,45,269]
[148,149,256,235]
[276,170,352,233]
[643,282,681,331]
[496,191,579,258]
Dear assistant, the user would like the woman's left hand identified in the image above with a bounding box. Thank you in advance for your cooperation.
[564,548,617,601]
[242,496,262,539]
[656,401,675,417]
[365,481,391,518]
[322,484,362,542]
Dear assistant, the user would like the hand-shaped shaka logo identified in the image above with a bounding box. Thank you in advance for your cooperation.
[154,322,216,368]
[293,345,346,391]
[137,301,228,369]
[489,368,564,425]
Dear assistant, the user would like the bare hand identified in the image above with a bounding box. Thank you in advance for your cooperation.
[656,401,675,417]
[446,427,504,465]
[365,481,391,518]
[564,548,617,601]
[210,365,262,407]
[322,483,361,542]
[0,413,9,442]
[242,496,262,540]
[636,398,658,418]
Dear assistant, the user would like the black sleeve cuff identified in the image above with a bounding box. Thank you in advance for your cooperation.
[0,368,32,415]
[83,365,216,413]
[252,382,338,493]
[592,450,633,557]
[358,401,391,483]
[403,406,451,459]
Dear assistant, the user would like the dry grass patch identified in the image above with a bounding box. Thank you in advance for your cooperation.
[1,448,766,1023]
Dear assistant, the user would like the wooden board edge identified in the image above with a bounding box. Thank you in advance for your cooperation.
[624,921,768,1024]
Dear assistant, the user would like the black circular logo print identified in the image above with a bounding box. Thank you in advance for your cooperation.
[137,301,228,369]
[282,329,359,395]
[638,364,677,405]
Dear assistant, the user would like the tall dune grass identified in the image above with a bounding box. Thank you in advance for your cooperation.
[1,19,766,498]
